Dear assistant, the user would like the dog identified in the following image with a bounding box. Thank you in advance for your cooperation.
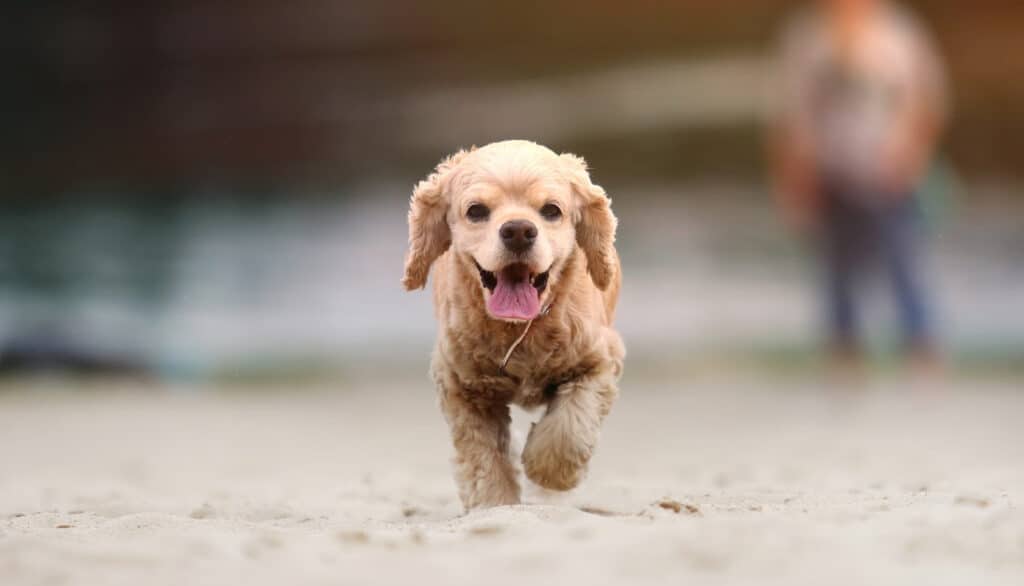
[402,140,624,510]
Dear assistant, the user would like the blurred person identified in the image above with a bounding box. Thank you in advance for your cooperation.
[770,0,949,371]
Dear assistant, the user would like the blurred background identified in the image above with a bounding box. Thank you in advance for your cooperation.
[2,0,1022,383]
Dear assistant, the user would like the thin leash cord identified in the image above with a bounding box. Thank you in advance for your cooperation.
[499,304,551,372]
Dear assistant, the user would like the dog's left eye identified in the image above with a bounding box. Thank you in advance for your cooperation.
[540,203,562,221]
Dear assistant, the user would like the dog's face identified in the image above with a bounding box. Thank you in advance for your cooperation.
[403,140,617,322]
[450,166,575,321]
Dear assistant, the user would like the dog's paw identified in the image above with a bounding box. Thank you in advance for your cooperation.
[462,485,521,510]
[521,418,594,491]
[454,451,522,510]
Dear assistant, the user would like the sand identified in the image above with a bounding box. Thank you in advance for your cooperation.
[1,375,1022,585]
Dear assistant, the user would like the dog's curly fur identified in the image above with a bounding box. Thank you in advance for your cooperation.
[403,140,624,510]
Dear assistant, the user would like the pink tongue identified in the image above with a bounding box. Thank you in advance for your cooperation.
[487,273,540,320]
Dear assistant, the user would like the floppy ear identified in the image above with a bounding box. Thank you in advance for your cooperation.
[561,153,618,290]
[402,149,472,290]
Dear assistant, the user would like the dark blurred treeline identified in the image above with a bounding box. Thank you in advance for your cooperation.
[3,0,1023,192]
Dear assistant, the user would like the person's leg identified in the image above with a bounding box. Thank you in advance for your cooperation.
[821,193,865,357]
[878,196,936,357]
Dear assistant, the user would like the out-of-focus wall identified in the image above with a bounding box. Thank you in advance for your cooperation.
[1,1,1021,379]
[4,0,1023,187]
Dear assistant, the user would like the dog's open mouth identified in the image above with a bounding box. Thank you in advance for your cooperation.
[475,261,549,321]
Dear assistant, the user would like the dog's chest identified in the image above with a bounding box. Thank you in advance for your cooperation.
[484,326,596,407]
[444,313,601,405]
[500,354,570,406]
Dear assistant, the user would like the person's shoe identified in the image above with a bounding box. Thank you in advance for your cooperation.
[904,340,945,390]
[827,339,866,388]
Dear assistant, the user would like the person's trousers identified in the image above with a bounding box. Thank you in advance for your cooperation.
[820,185,933,349]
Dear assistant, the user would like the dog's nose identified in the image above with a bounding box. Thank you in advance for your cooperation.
[499,220,537,253]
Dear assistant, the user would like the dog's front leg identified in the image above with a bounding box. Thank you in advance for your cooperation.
[439,386,520,509]
[521,368,618,491]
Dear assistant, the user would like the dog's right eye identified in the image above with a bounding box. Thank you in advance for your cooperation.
[466,203,490,222]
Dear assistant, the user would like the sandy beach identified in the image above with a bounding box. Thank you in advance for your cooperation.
[1,374,1021,586]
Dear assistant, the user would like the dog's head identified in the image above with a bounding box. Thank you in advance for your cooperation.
[402,140,617,322]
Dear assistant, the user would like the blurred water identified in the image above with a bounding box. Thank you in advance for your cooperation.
[0,182,1021,377]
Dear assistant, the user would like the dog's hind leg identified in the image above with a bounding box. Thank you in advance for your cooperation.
[521,368,618,491]
[439,386,521,510]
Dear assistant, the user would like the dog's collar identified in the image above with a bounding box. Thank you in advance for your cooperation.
[499,303,552,373]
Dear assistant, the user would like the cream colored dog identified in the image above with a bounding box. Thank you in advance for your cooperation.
[402,140,624,510]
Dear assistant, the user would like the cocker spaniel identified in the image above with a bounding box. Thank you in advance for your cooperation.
[403,140,624,509]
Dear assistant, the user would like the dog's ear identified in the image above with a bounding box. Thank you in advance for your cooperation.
[561,153,617,290]
[402,148,472,290]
